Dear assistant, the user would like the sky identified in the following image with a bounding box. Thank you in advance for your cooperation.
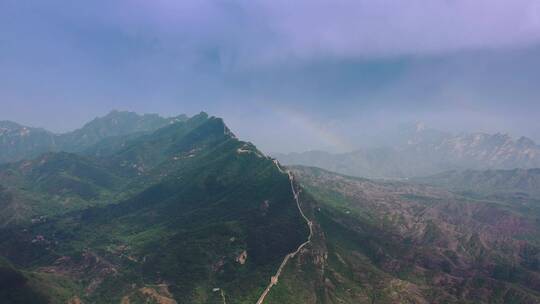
[1,0,540,153]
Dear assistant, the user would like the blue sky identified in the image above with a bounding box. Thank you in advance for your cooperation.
[1,0,540,152]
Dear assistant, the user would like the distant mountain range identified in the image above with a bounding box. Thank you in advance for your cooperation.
[0,110,187,164]
[275,124,540,178]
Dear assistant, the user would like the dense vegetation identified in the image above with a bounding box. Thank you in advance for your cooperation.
[0,113,308,303]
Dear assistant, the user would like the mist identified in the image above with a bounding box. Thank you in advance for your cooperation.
[2,0,540,153]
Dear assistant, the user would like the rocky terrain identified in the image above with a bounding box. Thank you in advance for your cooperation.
[267,166,540,303]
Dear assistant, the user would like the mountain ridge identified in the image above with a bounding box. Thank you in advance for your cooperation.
[0,111,189,164]
[0,112,310,303]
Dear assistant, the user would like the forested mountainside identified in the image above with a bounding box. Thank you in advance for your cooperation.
[0,113,308,303]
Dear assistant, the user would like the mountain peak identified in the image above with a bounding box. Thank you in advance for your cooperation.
[415,121,426,132]
[195,111,209,119]
[0,111,192,164]
[493,132,512,140]
[0,120,24,129]
[91,110,141,123]
[517,136,536,147]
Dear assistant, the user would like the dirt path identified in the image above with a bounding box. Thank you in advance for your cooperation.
[221,289,227,304]
[255,161,313,304]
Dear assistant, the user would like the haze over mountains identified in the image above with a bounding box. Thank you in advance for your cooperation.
[0,111,539,303]
[275,123,540,179]
[2,0,540,302]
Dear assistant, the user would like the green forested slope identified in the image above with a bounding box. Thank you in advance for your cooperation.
[0,114,308,303]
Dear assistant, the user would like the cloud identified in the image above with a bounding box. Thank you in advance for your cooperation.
[111,0,540,64]
[3,0,540,68]
[257,0,540,58]
[1,0,540,151]
[13,1,538,62]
